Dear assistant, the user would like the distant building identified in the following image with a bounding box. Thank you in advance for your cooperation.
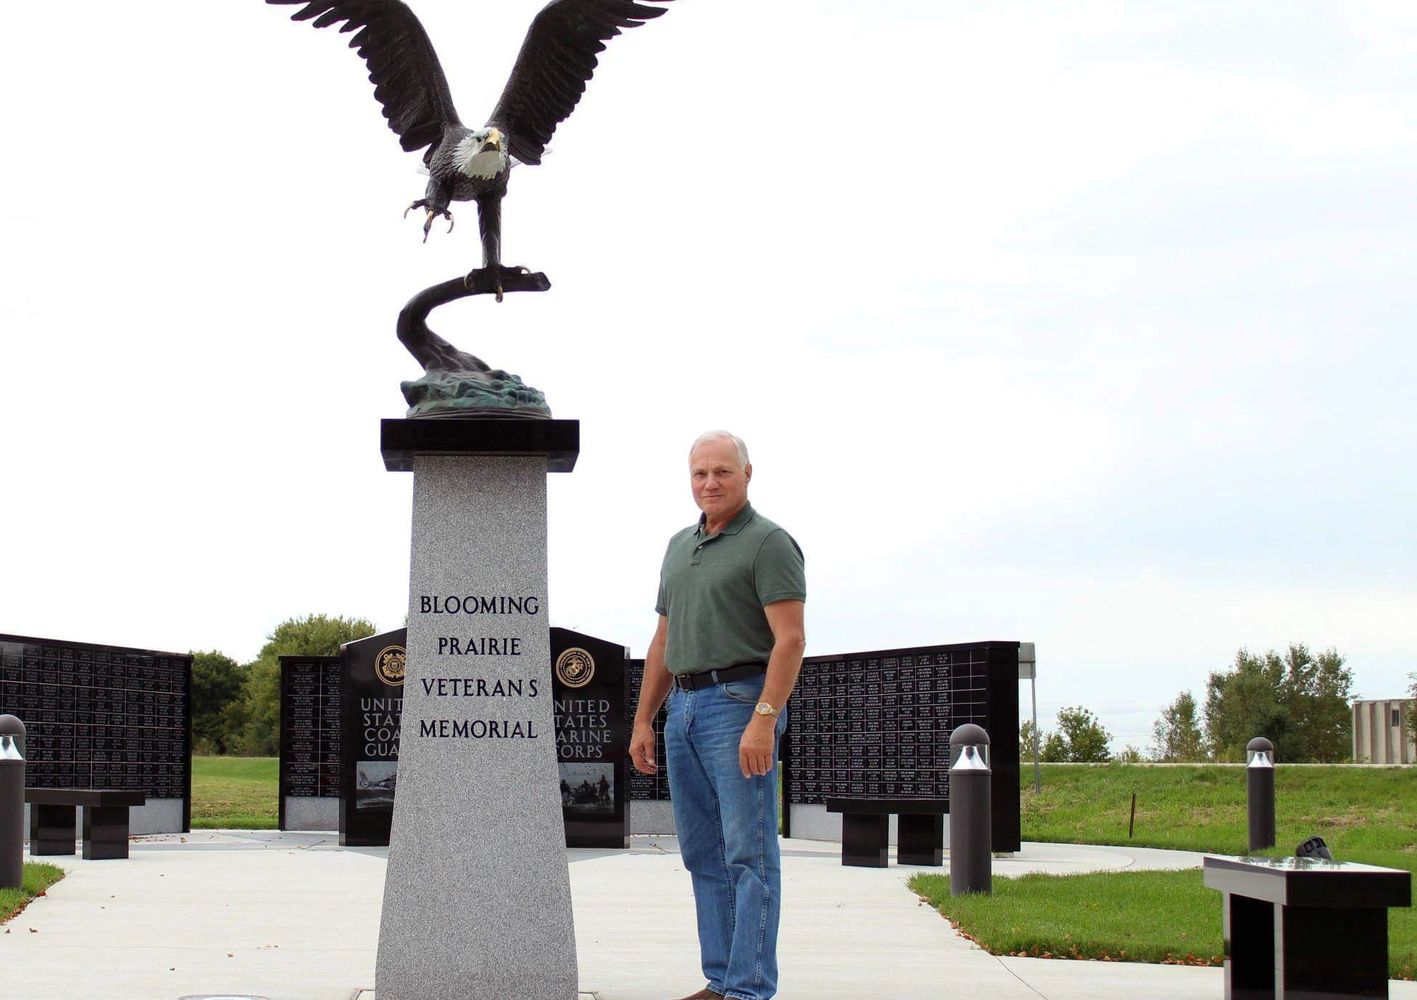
[1352,699,1415,764]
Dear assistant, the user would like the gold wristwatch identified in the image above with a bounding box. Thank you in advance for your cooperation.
[754,702,780,719]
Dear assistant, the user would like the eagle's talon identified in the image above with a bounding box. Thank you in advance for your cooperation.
[464,264,522,300]
[406,199,453,242]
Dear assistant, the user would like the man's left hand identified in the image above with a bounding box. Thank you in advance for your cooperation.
[738,714,777,778]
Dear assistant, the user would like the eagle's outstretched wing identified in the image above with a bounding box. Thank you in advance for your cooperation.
[487,0,673,165]
[267,0,462,164]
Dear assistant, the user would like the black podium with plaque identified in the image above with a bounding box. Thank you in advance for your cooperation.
[1204,855,1411,999]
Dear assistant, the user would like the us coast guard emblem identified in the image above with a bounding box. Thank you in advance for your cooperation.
[555,647,595,688]
[374,645,406,687]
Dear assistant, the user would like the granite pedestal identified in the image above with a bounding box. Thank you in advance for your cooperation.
[376,418,580,1000]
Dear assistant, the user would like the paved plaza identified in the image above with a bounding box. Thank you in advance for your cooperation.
[4,832,1415,1000]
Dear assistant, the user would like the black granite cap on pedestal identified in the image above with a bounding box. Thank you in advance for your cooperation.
[380,418,580,473]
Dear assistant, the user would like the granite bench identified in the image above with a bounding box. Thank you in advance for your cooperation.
[1203,854,1411,999]
[26,788,147,860]
[825,797,948,868]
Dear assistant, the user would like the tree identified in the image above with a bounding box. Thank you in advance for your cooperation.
[1406,673,1417,737]
[232,614,377,755]
[1204,644,1353,762]
[1039,705,1112,763]
[1019,719,1040,762]
[1151,690,1207,762]
[190,650,246,754]
[1279,645,1353,761]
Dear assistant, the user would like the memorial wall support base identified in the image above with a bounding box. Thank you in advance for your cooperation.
[376,418,580,1000]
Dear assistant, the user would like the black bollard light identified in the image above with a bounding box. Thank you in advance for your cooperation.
[0,717,25,891]
[949,723,991,896]
[1246,736,1276,852]
[0,714,25,762]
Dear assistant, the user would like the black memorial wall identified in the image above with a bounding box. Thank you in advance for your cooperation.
[552,627,629,848]
[277,654,342,830]
[340,629,406,847]
[0,633,192,831]
[784,641,1021,851]
[624,641,1021,853]
[282,636,1022,850]
[623,656,668,803]
[279,628,629,848]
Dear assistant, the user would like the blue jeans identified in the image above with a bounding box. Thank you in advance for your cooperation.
[665,677,785,1000]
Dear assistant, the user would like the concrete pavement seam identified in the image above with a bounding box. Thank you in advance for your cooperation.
[990,953,1050,1000]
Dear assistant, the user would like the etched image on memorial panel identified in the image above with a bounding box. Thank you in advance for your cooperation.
[559,762,614,814]
[357,761,398,810]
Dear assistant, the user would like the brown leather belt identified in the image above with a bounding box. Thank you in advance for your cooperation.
[673,662,767,691]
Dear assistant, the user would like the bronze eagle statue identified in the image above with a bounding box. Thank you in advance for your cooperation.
[267,0,674,301]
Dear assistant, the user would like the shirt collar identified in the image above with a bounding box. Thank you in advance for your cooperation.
[696,501,756,539]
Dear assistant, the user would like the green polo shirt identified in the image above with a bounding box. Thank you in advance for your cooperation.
[655,502,805,675]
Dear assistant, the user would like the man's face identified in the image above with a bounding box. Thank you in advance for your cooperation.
[689,438,751,522]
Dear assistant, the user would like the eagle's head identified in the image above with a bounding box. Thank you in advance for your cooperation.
[455,127,509,180]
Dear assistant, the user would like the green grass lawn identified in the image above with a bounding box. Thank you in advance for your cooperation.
[912,870,1223,966]
[909,763,1417,979]
[0,863,65,924]
[191,756,279,829]
[1020,763,1417,861]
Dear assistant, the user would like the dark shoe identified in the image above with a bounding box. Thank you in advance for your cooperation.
[667,989,722,1000]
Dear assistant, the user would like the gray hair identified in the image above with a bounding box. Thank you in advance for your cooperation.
[689,430,750,467]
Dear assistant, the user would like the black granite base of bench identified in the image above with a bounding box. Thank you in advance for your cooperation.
[26,789,147,860]
[825,798,948,868]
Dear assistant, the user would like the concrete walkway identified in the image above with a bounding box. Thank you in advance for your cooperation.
[2,832,1413,1000]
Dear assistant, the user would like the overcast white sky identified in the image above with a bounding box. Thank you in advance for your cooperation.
[2,1,1414,751]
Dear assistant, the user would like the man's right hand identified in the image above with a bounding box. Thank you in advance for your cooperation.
[629,721,658,775]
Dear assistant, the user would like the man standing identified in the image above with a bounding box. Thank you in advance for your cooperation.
[630,431,806,1000]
